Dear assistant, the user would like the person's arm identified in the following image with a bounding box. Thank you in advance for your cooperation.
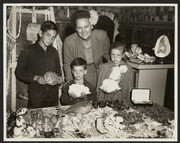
[54,51,63,85]
[60,83,74,105]
[15,48,36,83]
[96,65,104,101]
[88,86,97,103]
[63,38,74,82]
[55,51,62,77]
[121,65,134,100]
[96,64,103,92]
[102,31,110,62]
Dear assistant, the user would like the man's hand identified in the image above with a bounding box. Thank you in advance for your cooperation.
[34,76,46,85]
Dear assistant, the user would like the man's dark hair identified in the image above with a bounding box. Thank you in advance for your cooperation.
[70,57,87,69]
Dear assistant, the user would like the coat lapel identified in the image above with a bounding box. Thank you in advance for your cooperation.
[74,30,101,63]
[106,61,114,77]
[91,33,97,61]
[75,35,86,59]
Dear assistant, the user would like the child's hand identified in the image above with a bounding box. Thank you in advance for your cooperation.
[64,81,69,87]
[59,82,64,89]
[57,76,63,85]
[80,92,87,99]
[34,76,46,85]
[69,93,78,98]
[108,89,120,94]
[49,76,63,85]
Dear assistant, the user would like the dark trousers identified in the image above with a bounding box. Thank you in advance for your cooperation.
[28,88,58,108]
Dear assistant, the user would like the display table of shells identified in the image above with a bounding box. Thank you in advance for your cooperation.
[6,100,175,139]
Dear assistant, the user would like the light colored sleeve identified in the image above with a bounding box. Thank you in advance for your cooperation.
[63,38,73,82]
[96,64,107,101]
[96,64,103,92]
[102,31,110,61]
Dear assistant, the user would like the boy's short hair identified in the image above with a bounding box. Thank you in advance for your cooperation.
[70,57,87,69]
[109,41,126,54]
[41,21,58,33]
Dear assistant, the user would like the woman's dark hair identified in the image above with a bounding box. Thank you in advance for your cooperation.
[109,41,126,54]
[70,57,87,70]
[40,20,58,33]
[70,10,90,28]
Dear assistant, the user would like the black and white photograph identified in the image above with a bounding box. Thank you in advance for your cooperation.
[3,3,178,142]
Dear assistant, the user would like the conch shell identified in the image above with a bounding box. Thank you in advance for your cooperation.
[154,35,171,58]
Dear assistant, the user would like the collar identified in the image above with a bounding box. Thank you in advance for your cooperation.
[35,41,55,52]
[71,79,89,85]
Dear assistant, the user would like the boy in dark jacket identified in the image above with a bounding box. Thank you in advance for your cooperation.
[15,21,62,108]
[60,57,97,105]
